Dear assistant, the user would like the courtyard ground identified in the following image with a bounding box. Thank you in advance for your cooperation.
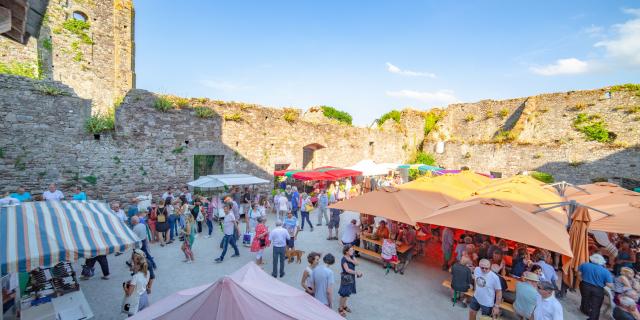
[79,211,588,320]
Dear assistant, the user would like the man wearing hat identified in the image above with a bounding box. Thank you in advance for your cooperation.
[514,271,540,319]
[578,253,614,320]
[534,281,563,319]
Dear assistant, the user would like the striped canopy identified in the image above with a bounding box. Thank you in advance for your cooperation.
[1,201,140,273]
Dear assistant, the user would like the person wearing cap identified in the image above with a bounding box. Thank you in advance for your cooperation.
[533,281,563,319]
[578,253,614,320]
[514,271,541,319]
[614,296,639,320]
[469,259,503,319]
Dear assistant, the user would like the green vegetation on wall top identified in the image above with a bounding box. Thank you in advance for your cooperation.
[154,96,174,112]
[194,106,215,118]
[320,106,352,125]
[423,109,444,136]
[611,83,640,96]
[283,108,299,123]
[377,110,402,127]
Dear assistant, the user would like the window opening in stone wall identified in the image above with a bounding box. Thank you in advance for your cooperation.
[193,155,224,179]
[72,11,88,22]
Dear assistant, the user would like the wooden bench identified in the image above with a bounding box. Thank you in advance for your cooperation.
[353,246,399,266]
[441,280,515,314]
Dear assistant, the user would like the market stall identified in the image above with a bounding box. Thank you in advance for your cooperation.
[1,201,140,320]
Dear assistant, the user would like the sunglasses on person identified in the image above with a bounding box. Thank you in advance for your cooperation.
[480,266,490,271]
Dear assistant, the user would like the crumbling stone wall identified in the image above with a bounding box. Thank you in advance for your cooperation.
[0,75,415,201]
[423,88,640,184]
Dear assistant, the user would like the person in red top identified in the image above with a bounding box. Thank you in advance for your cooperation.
[251,217,270,265]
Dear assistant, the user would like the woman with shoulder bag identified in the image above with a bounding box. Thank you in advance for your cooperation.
[250,216,270,265]
[338,245,362,317]
[300,193,314,232]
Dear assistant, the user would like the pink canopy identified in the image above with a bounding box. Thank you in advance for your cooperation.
[131,262,343,320]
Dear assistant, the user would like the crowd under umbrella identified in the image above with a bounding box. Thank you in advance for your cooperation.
[419,198,574,257]
[0,201,140,274]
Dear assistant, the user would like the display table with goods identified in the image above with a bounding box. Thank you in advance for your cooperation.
[19,262,93,320]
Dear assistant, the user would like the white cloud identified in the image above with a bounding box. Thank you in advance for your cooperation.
[385,62,436,78]
[583,24,604,37]
[529,58,590,76]
[200,80,243,91]
[594,8,640,66]
[386,89,459,105]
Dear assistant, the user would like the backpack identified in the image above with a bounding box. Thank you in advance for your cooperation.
[157,207,167,223]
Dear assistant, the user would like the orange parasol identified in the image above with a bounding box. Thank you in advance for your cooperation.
[328,186,451,225]
[402,171,492,203]
[419,198,573,256]
[562,182,631,197]
[587,201,640,235]
[562,206,591,289]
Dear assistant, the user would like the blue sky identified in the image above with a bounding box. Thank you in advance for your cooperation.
[134,1,640,125]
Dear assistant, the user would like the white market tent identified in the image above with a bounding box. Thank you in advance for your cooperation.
[347,160,396,176]
[187,174,270,189]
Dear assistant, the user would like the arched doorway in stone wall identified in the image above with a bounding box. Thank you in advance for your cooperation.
[302,143,325,169]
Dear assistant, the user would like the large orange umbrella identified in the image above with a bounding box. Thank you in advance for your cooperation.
[471,175,566,223]
[402,171,492,203]
[568,189,640,207]
[587,201,640,235]
[562,182,631,197]
[329,186,451,225]
[419,198,573,256]
[562,206,591,289]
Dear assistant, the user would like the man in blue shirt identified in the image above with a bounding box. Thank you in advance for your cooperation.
[71,186,87,200]
[10,186,31,202]
[290,186,300,219]
[316,189,329,226]
[578,253,614,320]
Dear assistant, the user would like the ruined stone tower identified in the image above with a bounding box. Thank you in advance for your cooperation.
[0,0,135,113]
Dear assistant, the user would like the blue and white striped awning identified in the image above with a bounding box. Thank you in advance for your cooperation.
[1,201,140,273]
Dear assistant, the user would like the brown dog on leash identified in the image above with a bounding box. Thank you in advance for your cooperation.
[286,249,305,264]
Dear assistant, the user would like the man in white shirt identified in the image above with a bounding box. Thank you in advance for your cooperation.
[161,187,174,202]
[269,220,290,278]
[215,203,240,263]
[275,192,289,221]
[340,219,359,246]
[42,183,64,201]
[533,281,563,320]
[469,259,503,319]
[111,202,127,223]
[180,186,193,204]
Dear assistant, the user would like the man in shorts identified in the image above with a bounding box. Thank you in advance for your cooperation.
[327,208,341,240]
[469,259,503,319]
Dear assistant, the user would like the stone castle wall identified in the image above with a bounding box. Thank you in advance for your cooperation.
[0,75,415,201]
[0,0,135,113]
[423,88,640,184]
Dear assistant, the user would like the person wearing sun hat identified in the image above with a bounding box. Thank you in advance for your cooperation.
[514,271,541,319]
[578,253,614,320]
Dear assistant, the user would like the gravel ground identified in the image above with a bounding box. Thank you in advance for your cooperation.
[77,210,588,320]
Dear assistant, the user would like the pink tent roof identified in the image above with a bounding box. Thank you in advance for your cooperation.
[131,262,343,320]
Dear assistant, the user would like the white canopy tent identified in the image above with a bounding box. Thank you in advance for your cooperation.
[347,160,396,176]
[187,174,269,189]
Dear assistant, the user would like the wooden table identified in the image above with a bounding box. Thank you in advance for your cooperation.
[360,235,413,254]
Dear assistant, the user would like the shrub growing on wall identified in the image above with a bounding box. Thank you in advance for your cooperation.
[530,171,554,183]
[377,110,402,127]
[408,151,436,165]
[0,61,38,79]
[573,113,614,143]
[423,110,444,136]
[154,97,174,112]
[320,106,352,125]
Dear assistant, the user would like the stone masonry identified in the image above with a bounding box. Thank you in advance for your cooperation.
[0,74,417,201]
[0,0,135,113]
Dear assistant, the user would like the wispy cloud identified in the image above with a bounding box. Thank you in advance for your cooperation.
[386,62,436,78]
[594,8,640,66]
[386,89,458,106]
[583,24,604,38]
[529,58,590,76]
[200,80,246,92]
